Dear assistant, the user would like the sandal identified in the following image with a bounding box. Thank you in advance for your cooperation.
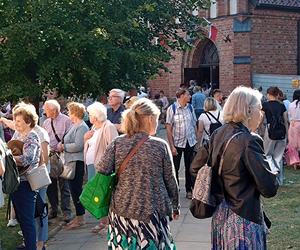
[64,221,85,230]
[91,223,107,233]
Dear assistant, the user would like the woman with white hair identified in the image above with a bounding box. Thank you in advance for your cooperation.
[206,86,278,249]
[84,102,118,180]
[84,102,118,234]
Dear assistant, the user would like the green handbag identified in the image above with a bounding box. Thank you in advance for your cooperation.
[80,172,116,219]
[80,135,149,219]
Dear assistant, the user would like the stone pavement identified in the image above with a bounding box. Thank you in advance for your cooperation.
[47,128,211,249]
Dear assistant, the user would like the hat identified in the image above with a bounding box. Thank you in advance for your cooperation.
[7,140,24,156]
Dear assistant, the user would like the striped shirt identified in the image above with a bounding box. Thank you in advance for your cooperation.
[42,113,72,151]
[166,102,197,148]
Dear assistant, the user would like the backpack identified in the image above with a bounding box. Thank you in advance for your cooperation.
[172,103,193,115]
[204,111,222,136]
[268,113,286,140]
[0,142,20,194]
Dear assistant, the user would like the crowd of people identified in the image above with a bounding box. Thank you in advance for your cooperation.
[0,83,298,249]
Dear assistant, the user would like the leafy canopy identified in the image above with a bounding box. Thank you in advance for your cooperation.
[0,0,210,101]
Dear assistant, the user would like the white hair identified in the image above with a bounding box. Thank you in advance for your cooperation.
[110,89,125,101]
[87,102,107,122]
[44,99,60,112]
[223,86,262,123]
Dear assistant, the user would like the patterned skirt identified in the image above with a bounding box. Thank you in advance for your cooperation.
[107,211,176,250]
[212,201,267,250]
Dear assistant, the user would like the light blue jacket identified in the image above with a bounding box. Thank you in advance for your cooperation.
[64,121,89,164]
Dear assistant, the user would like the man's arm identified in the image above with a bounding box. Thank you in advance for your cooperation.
[165,124,177,156]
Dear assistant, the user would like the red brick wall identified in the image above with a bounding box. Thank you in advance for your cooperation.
[149,5,300,97]
[251,8,300,75]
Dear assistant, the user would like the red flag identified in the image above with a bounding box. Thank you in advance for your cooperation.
[209,25,218,42]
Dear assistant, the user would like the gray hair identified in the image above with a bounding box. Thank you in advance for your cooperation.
[110,89,125,101]
[44,99,60,112]
[87,102,107,122]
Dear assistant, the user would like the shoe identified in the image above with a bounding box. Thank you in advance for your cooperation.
[48,211,58,220]
[7,219,18,227]
[17,230,23,237]
[15,243,25,249]
[186,192,192,199]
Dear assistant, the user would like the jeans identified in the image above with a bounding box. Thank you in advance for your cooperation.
[11,181,37,250]
[87,164,96,181]
[173,142,195,192]
[264,128,286,185]
[36,187,48,242]
[68,161,85,216]
[47,176,72,216]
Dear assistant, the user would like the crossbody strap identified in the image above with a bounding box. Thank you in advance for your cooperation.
[117,135,149,177]
[207,111,221,124]
[50,119,61,143]
[218,132,243,176]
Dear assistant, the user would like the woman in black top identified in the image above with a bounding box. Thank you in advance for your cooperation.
[262,86,288,185]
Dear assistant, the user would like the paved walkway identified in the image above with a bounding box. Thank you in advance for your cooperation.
[47,128,211,249]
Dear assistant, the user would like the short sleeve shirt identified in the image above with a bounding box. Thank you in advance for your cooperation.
[166,102,197,148]
[262,101,286,124]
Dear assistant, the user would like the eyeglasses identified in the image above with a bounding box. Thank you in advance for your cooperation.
[108,95,120,99]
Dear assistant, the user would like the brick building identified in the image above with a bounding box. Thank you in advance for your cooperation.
[149,0,300,99]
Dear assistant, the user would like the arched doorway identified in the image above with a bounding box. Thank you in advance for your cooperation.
[184,39,219,89]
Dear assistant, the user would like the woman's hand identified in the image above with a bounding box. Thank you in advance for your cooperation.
[84,130,94,142]
[57,143,64,152]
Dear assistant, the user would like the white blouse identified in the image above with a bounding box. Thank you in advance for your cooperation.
[288,100,300,121]
[86,128,102,165]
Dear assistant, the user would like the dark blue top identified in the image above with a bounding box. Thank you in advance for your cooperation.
[107,105,125,124]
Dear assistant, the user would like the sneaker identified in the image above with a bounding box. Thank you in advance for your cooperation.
[15,243,25,250]
[7,219,18,227]
[186,192,192,199]
[17,230,23,237]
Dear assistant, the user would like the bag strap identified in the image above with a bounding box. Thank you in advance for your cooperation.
[117,135,149,177]
[50,119,61,143]
[218,132,243,176]
[207,111,221,125]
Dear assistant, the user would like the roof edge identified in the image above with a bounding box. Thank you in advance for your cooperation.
[256,3,300,12]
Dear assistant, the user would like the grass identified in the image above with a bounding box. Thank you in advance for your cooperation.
[264,167,300,250]
[0,198,22,250]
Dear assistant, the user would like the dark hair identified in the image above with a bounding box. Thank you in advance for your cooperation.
[159,90,164,94]
[154,94,160,99]
[213,89,222,96]
[293,89,300,106]
[176,88,189,99]
[266,86,281,97]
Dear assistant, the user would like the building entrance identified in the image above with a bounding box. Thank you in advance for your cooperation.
[184,40,219,89]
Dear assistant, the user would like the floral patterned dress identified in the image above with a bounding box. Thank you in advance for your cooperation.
[212,200,267,250]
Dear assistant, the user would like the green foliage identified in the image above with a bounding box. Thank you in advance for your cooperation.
[0,0,210,101]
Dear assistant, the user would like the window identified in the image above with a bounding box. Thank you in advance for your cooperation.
[230,0,238,15]
[210,0,217,18]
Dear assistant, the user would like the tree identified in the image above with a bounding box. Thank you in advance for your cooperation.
[0,0,210,101]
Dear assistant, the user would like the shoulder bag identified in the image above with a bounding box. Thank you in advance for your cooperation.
[80,135,149,219]
[49,119,64,178]
[190,132,243,219]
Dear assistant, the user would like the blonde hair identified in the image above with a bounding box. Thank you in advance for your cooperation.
[67,102,86,119]
[204,97,217,111]
[13,102,39,128]
[121,98,160,136]
[223,86,262,123]
[87,102,107,122]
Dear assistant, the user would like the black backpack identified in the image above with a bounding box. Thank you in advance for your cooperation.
[0,142,20,194]
[204,111,222,136]
[268,113,286,140]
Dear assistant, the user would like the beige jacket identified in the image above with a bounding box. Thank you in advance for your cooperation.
[84,120,118,166]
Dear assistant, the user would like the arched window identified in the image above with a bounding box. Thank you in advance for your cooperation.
[210,0,217,18]
[230,0,238,15]
[200,41,219,66]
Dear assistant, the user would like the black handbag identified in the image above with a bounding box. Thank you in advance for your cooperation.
[190,132,243,219]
